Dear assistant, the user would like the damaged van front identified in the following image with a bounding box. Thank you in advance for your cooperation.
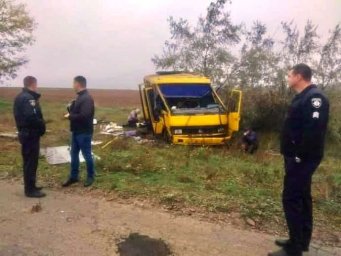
[139,72,242,145]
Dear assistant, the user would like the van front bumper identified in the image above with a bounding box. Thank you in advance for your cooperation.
[171,135,231,145]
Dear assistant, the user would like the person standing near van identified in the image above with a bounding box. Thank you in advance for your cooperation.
[62,76,95,187]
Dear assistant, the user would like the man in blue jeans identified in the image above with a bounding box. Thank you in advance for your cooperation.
[62,76,95,187]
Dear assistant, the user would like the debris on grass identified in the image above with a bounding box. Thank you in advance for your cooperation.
[40,146,100,165]
[100,125,155,148]
[100,122,124,135]
[124,130,137,137]
[91,140,103,146]
[0,132,17,139]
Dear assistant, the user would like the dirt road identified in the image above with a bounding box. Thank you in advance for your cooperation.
[0,181,339,256]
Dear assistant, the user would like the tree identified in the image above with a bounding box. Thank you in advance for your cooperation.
[280,20,320,69]
[152,0,241,86]
[236,21,279,88]
[0,0,35,82]
[315,24,341,88]
[279,20,341,89]
[153,1,341,91]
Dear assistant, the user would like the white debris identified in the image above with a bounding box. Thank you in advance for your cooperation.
[40,146,100,165]
[91,140,103,146]
[0,132,17,139]
[100,122,123,135]
[40,146,83,165]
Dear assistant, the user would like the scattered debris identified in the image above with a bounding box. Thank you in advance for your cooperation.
[31,202,42,213]
[100,134,154,148]
[101,137,118,149]
[136,138,155,144]
[0,132,17,139]
[100,122,124,135]
[40,146,83,165]
[91,140,103,146]
[246,218,256,227]
[40,146,100,165]
[98,121,154,147]
[132,136,141,141]
[124,130,137,137]
[136,122,148,128]
[117,233,172,256]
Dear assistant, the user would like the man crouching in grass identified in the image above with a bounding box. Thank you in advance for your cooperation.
[62,76,95,187]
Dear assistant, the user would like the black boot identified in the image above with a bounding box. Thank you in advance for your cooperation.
[25,190,46,198]
[275,239,309,252]
[62,178,79,187]
[275,239,290,247]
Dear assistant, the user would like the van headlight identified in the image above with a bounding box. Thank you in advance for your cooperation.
[174,129,182,135]
[217,127,225,133]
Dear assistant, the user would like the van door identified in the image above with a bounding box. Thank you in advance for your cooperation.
[228,90,242,132]
[145,87,164,135]
[139,84,150,123]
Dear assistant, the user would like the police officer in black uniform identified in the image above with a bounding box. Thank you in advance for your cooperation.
[269,64,329,256]
[13,76,46,198]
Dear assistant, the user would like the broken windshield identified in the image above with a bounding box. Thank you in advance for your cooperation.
[159,84,224,114]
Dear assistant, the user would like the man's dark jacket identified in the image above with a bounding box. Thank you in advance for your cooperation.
[13,88,45,136]
[280,84,329,160]
[69,89,94,134]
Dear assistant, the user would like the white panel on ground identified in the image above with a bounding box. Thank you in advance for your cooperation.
[40,146,85,165]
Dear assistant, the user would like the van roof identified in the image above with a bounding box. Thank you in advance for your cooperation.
[144,72,211,84]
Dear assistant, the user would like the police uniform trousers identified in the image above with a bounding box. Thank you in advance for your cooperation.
[19,131,40,193]
[282,156,321,252]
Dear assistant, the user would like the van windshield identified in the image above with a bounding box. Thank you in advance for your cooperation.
[159,84,225,114]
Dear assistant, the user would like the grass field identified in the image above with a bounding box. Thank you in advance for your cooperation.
[0,87,340,245]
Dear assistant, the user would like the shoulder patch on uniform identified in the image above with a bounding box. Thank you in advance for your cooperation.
[311,98,322,108]
[29,100,36,107]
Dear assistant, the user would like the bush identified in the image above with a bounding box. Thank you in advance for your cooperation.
[235,87,291,131]
[220,87,341,146]
[325,90,341,143]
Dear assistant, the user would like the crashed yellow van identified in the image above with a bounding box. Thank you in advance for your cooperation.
[139,72,242,145]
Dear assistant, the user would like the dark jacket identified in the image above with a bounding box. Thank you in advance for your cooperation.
[280,84,329,160]
[13,88,46,136]
[243,130,258,145]
[69,89,95,134]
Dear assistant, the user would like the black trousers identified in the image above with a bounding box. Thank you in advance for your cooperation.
[19,131,40,193]
[282,156,321,253]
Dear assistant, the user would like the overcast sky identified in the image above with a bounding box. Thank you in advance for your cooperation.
[5,0,341,89]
